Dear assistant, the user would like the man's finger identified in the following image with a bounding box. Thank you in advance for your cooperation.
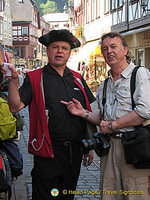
[72,98,79,104]
[60,100,68,105]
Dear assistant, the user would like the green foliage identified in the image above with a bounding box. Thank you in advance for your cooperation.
[75,26,83,38]
[33,0,47,7]
[52,0,67,12]
[40,1,59,14]
[33,0,68,15]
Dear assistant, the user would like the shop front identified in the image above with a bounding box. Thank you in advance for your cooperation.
[68,41,99,71]
[89,45,108,80]
[86,45,108,92]
[13,57,27,71]
[68,42,108,92]
[122,28,150,70]
[28,57,36,69]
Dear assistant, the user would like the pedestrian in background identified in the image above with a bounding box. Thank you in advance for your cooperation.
[0,29,95,200]
[81,61,86,78]
[17,68,24,88]
[61,32,150,200]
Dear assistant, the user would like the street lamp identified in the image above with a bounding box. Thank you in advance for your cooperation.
[140,0,150,11]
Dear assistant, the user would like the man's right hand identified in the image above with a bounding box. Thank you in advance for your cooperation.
[0,52,18,80]
[0,62,18,80]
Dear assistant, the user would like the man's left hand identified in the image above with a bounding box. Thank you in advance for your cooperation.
[83,150,93,167]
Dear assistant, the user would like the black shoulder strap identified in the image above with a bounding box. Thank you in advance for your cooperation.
[130,66,142,109]
[102,77,109,117]
[102,77,109,107]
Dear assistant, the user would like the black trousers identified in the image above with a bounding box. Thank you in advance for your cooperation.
[31,145,82,200]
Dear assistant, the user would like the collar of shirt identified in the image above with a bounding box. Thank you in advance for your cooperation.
[44,64,72,78]
[120,62,136,79]
[108,62,136,80]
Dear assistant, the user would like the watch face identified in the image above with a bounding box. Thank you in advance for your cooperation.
[108,122,111,128]
[108,121,114,132]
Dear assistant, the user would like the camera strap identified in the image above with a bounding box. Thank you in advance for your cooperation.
[130,66,147,129]
[102,77,109,117]
[130,66,141,109]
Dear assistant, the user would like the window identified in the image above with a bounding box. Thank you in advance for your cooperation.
[13,26,23,36]
[93,0,96,20]
[104,0,110,13]
[8,22,11,33]
[4,19,7,31]
[0,21,2,35]
[86,0,90,23]
[18,30,21,36]
[117,0,123,7]
[13,30,17,36]
[96,0,100,18]
[18,0,24,3]
[130,0,138,3]
[21,47,25,58]
[22,27,28,36]
[0,0,3,11]
[14,47,19,56]
[138,49,144,66]
[34,13,37,22]
[110,0,116,10]
[34,49,37,58]
[110,0,123,10]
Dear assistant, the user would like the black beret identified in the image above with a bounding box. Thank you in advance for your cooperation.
[39,29,81,49]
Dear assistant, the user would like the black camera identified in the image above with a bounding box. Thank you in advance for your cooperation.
[80,132,110,157]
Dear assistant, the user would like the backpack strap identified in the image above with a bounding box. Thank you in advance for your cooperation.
[102,77,109,107]
[102,77,109,118]
[130,66,142,109]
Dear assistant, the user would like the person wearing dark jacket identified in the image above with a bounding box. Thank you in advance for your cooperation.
[0,29,95,200]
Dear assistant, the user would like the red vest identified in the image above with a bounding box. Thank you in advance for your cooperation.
[70,70,92,112]
[27,68,92,158]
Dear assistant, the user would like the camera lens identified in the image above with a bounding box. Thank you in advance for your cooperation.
[80,132,110,157]
[80,135,99,155]
[80,138,97,154]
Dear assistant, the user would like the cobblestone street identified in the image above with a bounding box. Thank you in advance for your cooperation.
[12,100,101,200]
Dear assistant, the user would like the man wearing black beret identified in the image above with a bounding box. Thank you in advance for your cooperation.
[39,29,81,49]
[1,29,95,200]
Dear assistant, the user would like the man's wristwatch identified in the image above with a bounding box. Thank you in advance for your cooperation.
[108,121,115,132]
[83,110,89,120]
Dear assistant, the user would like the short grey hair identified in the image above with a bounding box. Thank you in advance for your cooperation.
[101,32,131,63]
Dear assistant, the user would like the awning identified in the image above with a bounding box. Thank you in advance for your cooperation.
[90,45,103,59]
[121,26,150,36]
[68,41,99,70]
[74,41,99,61]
